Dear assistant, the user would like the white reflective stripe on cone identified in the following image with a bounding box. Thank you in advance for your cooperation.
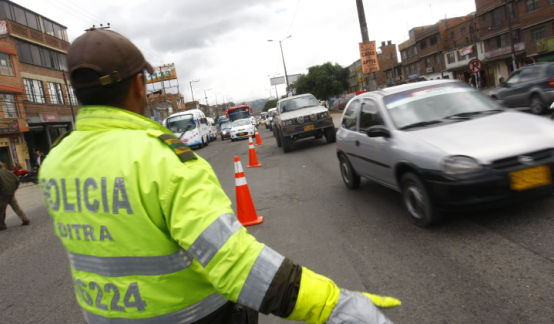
[234,161,244,174]
[235,177,247,186]
[249,145,255,149]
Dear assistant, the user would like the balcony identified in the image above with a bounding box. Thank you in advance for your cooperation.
[6,20,70,53]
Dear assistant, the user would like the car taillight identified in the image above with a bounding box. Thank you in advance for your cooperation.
[549,78,554,88]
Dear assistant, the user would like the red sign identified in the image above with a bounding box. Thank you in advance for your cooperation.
[0,21,7,35]
[468,59,482,74]
[459,45,473,56]
[40,113,59,122]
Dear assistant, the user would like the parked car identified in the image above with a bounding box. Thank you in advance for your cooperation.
[267,108,277,131]
[230,119,255,142]
[207,117,218,141]
[273,94,334,153]
[220,122,232,140]
[335,95,355,110]
[490,62,554,114]
[337,80,554,227]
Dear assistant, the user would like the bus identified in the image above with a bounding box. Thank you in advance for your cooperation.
[226,105,252,122]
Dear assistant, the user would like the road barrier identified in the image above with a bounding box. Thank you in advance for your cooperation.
[234,156,263,226]
[247,135,261,168]
[255,127,264,145]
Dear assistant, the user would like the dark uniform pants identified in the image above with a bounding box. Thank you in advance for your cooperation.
[0,195,29,230]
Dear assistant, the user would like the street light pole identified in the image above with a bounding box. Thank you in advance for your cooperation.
[189,80,199,104]
[268,36,292,93]
[505,0,517,72]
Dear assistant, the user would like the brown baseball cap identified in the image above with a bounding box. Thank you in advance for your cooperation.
[68,28,154,89]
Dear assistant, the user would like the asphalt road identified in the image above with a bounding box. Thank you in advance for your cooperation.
[1,126,553,323]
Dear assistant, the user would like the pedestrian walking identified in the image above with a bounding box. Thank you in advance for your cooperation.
[36,150,46,167]
[39,29,400,324]
[0,168,30,231]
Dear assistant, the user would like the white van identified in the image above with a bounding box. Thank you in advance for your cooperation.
[206,117,218,142]
[163,109,211,148]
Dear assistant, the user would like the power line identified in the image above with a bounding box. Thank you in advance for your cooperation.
[286,0,301,35]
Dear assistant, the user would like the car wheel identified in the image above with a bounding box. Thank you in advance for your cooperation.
[199,138,205,148]
[221,136,224,141]
[325,127,336,143]
[205,136,209,146]
[401,172,442,227]
[281,132,293,153]
[530,95,545,115]
[275,128,282,147]
[231,138,235,142]
[339,154,360,189]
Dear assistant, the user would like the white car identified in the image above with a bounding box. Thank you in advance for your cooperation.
[250,116,259,127]
[207,117,218,141]
[267,108,277,131]
[231,119,255,142]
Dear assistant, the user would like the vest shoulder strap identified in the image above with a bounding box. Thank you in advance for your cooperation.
[51,131,73,149]
[147,130,197,163]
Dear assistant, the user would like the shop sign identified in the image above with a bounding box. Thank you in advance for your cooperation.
[358,76,364,83]
[0,119,19,133]
[408,72,420,80]
[356,66,362,72]
[39,113,58,122]
[537,38,554,54]
[485,42,525,59]
[359,41,380,74]
[0,21,7,35]
[459,45,474,56]
[426,67,434,73]
[10,140,18,164]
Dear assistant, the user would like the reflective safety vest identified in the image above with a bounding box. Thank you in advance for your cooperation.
[39,106,285,323]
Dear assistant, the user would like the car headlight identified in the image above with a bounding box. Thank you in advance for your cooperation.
[442,156,483,175]
[319,112,329,118]
[281,120,293,126]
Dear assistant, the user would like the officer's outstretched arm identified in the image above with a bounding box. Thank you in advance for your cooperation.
[162,159,399,324]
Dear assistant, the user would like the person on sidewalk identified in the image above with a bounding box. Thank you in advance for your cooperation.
[39,29,400,324]
[0,168,30,231]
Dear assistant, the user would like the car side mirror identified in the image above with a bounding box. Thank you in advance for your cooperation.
[367,126,391,138]
[550,102,554,110]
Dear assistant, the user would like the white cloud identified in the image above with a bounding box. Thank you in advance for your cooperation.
[16,0,476,103]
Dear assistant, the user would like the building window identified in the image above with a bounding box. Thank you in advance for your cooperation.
[526,0,540,13]
[420,40,427,50]
[408,48,412,57]
[450,31,455,39]
[425,57,431,67]
[531,27,546,42]
[42,19,68,41]
[410,65,415,72]
[549,0,554,5]
[406,67,410,75]
[416,63,420,71]
[447,52,455,64]
[413,46,418,55]
[435,55,441,65]
[497,34,506,47]
[430,36,437,46]
[402,51,407,60]
[492,8,501,26]
[15,40,68,71]
[24,78,46,103]
[507,3,516,18]
[0,53,14,76]
[47,82,65,105]
[3,2,40,30]
[66,85,78,106]
[0,93,19,118]
[461,27,467,36]
[512,30,520,42]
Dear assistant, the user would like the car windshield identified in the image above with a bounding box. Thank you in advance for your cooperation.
[233,120,251,127]
[340,99,349,105]
[167,114,196,133]
[221,123,231,129]
[384,83,502,130]
[280,95,319,113]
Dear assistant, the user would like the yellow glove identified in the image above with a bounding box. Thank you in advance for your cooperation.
[362,293,402,308]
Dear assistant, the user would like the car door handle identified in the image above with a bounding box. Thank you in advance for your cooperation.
[355,140,360,146]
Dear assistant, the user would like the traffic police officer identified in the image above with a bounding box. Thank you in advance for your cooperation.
[39,29,400,324]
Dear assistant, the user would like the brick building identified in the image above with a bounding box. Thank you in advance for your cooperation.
[517,0,554,63]
[0,0,76,169]
[375,41,399,87]
[146,91,185,122]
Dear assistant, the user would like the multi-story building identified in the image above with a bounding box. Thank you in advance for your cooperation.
[476,0,525,87]
[399,26,428,82]
[146,91,185,122]
[518,0,554,63]
[442,13,488,86]
[347,59,366,93]
[375,41,399,87]
[0,0,75,169]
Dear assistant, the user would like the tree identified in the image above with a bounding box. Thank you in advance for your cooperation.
[263,99,278,112]
[293,62,349,100]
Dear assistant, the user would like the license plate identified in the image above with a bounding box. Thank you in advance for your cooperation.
[304,124,315,131]
[510,165,552,191]
[239,132,245,136]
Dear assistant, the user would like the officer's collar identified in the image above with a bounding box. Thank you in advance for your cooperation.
[76,106,173,135]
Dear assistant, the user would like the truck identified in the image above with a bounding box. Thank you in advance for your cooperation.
[273,93,335,153]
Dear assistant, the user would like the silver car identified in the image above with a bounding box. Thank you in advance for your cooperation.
[337,80,554,227]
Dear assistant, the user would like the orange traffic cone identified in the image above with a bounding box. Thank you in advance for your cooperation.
[247,135,261,168]
[234,156,263,226]
[255,127,264,145]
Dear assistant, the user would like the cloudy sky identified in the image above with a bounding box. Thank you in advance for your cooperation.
[16,0,476,103]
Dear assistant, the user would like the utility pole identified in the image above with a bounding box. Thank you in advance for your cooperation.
[189,80,199,105]
[505,0,517,72]
[279,40,290,91]
[355,0,369,42]
[274,85,279,99]
[62,71,76,124]
[389,52,396,86]
[470,15,480,90]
